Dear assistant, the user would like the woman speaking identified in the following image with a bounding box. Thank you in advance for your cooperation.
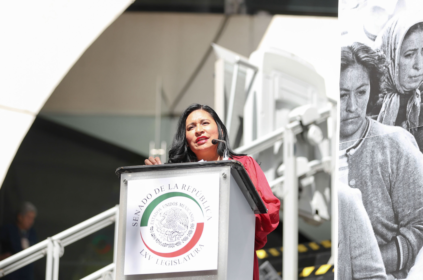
[145,104,280,279]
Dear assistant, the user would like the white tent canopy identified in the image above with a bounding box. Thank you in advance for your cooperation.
[0,0,134,187]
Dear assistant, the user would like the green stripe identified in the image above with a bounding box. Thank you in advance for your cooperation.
[140,192,203,227]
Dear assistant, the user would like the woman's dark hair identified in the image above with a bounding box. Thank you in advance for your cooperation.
[404,22,423,42]
[168,104,245,163]
[341,42,386,116]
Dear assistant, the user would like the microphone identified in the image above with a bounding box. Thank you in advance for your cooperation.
[212,139,229,160]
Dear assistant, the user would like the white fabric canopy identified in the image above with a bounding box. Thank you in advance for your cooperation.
[0,0,133,187]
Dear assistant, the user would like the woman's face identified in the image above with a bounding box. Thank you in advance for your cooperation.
[399,29,423,92]
[185,109,220,161]
[340,63,371,142]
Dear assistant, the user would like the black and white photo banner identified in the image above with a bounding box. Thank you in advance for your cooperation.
[338,1,423,279]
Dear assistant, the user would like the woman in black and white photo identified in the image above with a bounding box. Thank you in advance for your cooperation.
[339,42,423,279]
[374,15,423,151]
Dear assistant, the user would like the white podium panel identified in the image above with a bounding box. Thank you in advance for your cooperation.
[124,174,220,275]
[115,161,267,280]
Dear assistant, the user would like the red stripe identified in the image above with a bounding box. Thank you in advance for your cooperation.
[140,223,204,258]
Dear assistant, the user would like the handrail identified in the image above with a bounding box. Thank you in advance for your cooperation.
[0,240,48,273]
[235,106,331,155]
[0,206,118,278]
[268,157,331,196]
[234,122,299,155]
[53,207,117,246]
[80,263,115,280]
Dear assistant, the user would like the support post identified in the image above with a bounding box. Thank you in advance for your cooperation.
[52,240,61,280]
[330,104,338,268]
[155,76,162,149]
[226,62,239,134]
[113,205,120,279]
[45,238,53,280]
[214,59,226,121]
[283,127,298,280]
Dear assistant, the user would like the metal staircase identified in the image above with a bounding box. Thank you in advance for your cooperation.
[0,103,336,280]
[0,206,119,280]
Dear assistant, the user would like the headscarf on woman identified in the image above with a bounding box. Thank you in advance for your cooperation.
[375,15,423,131]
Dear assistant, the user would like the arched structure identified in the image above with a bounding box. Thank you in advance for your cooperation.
[0,0,134,186]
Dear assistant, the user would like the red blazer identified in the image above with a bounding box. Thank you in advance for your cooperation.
[232,156,281,280]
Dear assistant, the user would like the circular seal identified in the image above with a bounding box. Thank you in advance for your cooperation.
[139,192,204,258]
[152,206,194,247]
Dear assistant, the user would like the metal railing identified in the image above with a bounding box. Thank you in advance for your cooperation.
[81,263,115,280]
[0,206,119,280]
[0,103,335,280]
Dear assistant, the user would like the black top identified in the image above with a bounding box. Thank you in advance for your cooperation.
[116,160,267,214]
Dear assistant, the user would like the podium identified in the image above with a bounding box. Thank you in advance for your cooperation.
[115,160,267,280]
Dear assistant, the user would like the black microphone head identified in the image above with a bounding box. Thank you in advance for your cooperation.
[212,139,218,145]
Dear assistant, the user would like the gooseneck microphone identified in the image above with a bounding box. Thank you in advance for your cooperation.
[211,139,220,145]
[212,139,229,160]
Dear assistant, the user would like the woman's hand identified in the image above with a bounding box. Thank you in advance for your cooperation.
[145,156,162,165]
